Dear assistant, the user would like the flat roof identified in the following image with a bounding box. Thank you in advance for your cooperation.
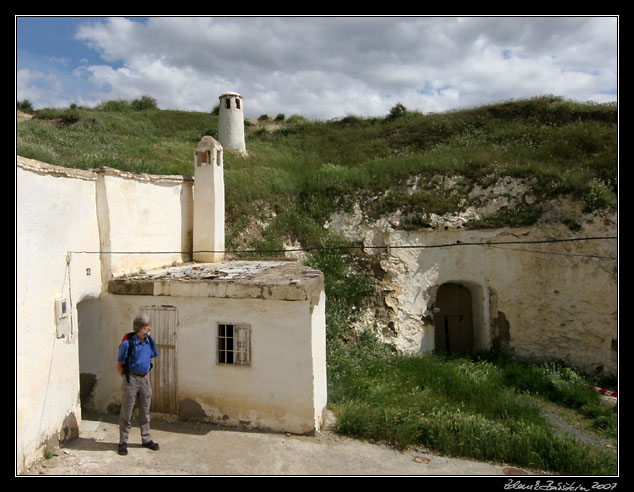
[108,260,324,306]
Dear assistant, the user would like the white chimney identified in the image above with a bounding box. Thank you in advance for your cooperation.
[218,92,247,154]
[193,136,225,263]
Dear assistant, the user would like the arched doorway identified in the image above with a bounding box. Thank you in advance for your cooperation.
[434,283,474,354]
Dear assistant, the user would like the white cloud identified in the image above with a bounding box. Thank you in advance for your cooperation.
[20,16,618,118]
[17,66,73,108]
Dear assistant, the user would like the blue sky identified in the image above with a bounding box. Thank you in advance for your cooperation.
[17,17,113,68]
[16,16,618,120]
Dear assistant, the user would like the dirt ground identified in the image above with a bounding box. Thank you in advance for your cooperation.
[20,410,535,477]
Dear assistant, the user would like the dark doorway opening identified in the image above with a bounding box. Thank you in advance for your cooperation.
[434,283,474,354]
[77,297,101,411]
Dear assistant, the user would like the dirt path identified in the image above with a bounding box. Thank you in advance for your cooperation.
[21,411,534,476]
[539,397,617,449]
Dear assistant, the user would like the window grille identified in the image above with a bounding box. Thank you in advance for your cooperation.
[218,324,250,366]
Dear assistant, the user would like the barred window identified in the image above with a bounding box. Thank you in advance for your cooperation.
[218,324,251,366]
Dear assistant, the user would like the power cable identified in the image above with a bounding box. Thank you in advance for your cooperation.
[67,235,617,259]
[484,245,616,260]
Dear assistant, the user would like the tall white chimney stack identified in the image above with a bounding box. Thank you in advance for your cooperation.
[193,136,225,263]
[218,92,247,154]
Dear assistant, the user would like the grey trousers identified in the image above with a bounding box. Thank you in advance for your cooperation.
[119,373,152,445]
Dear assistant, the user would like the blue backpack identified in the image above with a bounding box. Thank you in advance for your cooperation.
[121,332,156,382]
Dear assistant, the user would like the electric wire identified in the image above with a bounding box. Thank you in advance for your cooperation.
[67,235,618,260]
[483,244,617,260]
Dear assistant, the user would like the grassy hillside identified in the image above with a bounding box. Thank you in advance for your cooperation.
[17,95,617,253]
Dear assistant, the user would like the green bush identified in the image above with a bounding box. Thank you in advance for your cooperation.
[17,99,34,113]
[131,95,158,111]
[97,98,133,112]
[386,102,407,121]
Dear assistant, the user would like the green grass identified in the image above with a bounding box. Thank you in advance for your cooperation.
[327,338,617,475]
[18,95,617,243]
[18,106,215,175]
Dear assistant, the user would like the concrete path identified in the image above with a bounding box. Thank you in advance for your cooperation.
[22,411,533,476]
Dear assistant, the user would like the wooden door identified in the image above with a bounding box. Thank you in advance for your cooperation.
[141,306,177,413]
[434,284,473,354]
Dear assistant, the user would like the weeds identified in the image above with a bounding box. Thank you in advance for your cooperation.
[328,343,617,475]
[18,96,617,228]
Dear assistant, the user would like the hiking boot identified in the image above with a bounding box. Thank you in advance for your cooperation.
[142,440,160,451]
[117,443,128,456]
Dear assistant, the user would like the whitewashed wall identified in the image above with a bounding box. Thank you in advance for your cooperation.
[16,158,194,472]
[329,207,618,376]
[17,157,102,472]
[96,292,327,435]
[385,227,618,375]
[95,167,193,278]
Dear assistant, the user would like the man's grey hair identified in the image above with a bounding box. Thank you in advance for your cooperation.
[133,314,151,332]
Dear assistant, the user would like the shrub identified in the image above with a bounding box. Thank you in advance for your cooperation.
[17,99,34,113]
[386,102,407,121]
[131,95,158,111]
[97,99,132,111]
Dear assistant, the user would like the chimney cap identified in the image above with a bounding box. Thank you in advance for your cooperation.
[196,135,223,152]
[219,92,242,99]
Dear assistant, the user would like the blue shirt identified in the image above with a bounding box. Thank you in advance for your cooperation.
[117,334,159,374]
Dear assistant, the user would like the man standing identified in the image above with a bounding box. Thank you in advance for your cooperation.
[116,314,160,456]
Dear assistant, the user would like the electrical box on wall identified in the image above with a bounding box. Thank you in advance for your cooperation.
[55,298,69,339]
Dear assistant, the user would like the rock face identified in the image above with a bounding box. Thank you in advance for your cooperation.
[324,176,617,376]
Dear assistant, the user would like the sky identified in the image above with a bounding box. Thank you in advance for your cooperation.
[15,16,618,120]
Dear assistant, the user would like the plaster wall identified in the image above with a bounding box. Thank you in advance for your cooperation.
[95,168,193,278]
[95,291,327,434]
[310,290,328,430]
[16,157,103,472]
